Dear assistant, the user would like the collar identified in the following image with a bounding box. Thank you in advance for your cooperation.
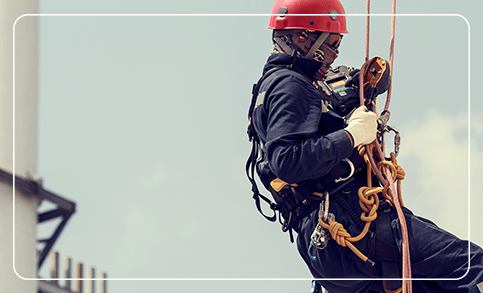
[263,53,324,81]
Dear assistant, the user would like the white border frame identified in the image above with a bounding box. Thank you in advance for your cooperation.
[12,13,471,282]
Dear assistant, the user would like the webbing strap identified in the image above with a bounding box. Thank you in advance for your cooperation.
[245,139,277,222]
[246,65,290,223]
[305,32,330,60]
[292,150,365,199]
[248,65,290,125]
[376,201,402,290]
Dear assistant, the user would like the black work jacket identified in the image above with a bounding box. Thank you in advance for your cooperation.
[252,53,353,188]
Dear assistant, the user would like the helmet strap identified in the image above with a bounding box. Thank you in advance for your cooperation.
[305,32,330,60]
[273,30,302,56]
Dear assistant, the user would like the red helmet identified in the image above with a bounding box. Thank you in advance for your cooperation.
[268,0,348,34]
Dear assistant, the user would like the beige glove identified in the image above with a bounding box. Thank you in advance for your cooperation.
[345,106,377,147]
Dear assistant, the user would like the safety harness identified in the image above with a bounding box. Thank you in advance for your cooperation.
[249,0,411,291]
[246,63,379,242]
[246,55,408,292]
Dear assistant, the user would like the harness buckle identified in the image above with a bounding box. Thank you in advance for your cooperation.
[334,158,355,183]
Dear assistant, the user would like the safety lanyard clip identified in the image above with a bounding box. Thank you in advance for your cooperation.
[334,158,355,183]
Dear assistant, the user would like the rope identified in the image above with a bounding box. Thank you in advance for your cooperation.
[378,152,405,206]
[384,280,403,293]
[316,144,382,266]
[315,143,407,268]
[360,144,409,292]
[375,143,412,293]
[318,203,378,266]
[385,0,397,112]
[365,0,371,62]
[362,0,413,292]
[316,1,413,291]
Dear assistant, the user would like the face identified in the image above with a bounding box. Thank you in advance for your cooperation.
[272,30,343,79]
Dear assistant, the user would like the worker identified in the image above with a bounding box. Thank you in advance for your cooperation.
[246,0,483,292]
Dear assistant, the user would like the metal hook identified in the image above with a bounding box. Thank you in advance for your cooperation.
[334,159,355,183]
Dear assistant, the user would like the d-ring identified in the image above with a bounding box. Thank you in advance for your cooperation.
[334,158,355,183]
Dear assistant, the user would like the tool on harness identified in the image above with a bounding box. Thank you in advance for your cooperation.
[377,110,401,158]
[334,158,354,183]
[308,192,336,260]
[319,65,360,116]
[267,150,366,243]
[316,57,391,117]
[359,56,391,99]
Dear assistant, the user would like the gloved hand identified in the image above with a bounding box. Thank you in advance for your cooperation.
[345,106,377,147]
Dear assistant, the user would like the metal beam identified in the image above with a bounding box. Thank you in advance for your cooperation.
[38,208,67,223]
[0,168,76,213]
[0,167,77,271]
[37,213,73,270]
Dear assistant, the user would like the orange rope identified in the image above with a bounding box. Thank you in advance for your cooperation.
[385,0,397,112]
[384,280,403,293]
[365,0,371,62]
[362,0,412,292]
[361,144,410,292]
[374,144,412,293]
[317,179,381,265]
[317,1,411,290]
[315,145,381,265]
[316,143,407,269]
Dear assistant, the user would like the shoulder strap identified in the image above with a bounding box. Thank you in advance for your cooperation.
[246,65,289,222]
[247,65,290,140]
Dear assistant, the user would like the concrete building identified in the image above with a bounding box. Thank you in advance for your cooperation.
[0,1,106,292]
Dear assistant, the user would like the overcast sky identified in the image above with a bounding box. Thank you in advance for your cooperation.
[19,0,483,292]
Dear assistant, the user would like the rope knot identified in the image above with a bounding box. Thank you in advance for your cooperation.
[327,219,351,247]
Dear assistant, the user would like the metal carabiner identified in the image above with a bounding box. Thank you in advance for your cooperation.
[334,158,355,183]
[308,192,332,260]
[386,125,401,157]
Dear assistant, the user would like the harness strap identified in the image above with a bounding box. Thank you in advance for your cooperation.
[291,150,365,199]
[269,150,367,235]
[248,65,290,128]
[245,139,277,222]
[246,65,291,223]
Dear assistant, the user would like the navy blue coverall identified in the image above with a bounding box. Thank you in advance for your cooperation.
[252,53,483,293]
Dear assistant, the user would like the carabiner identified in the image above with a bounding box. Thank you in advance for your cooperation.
[334,159,355,183]
[386,125,401,157]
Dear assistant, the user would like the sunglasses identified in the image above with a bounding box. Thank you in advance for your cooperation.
[325,33,342,48]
